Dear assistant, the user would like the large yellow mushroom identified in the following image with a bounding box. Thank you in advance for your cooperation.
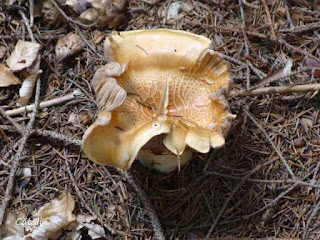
[82,29,235,172]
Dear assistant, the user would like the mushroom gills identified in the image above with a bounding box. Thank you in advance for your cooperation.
[82,29,234,173]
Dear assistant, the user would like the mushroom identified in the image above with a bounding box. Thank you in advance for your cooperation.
[82,29,235,172]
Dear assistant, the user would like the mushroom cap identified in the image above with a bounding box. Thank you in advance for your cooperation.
[83,29,234,172]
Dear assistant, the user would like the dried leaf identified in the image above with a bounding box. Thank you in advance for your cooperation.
[66,0,92,14]
[3,235,24,240]
[27,215,68,240]
[6,40,41,72]
[85,223,106,239]
[55,32,85,62]
[1,211,26,238]
[17,70,42,106]
[92,30,105,44]
[0,64,21,87]
[34,192,76,222]
[42,0,61,24]
[76,214,96,224]
[166,1,192,21]
[78,8,99,24]
[0,45,6,59]
[27,53,41,75]
[63,231,82,240]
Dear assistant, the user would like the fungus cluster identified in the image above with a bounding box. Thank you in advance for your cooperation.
[82,29,235,172]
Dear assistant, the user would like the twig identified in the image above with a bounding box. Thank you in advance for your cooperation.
[4,89,82,116]
[72,23,104,59]
[49,0,98,28]
[220,28,320,63]
[282,0,294,29]
[18,10,35,42]
[242,0,259,9]
[246,59,266,80]
[219,52,267,79]
[230,83,320,97]
[120,170,165,240]
[262,0,275,36]
[33,129,82,147]
[303,196,320,239]
[280,21,320,34]
[243,108,295,178]
[291,7,320,17]
[0,78,41,225]
[28,0,34,27]
[239,0,249,55]
[308,157,320,193]
[0,108,22,130]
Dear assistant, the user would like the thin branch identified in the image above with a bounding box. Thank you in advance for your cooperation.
[280,21,320,34]
[4,89,82,116]
[262,0,276,36]
[243,109,295,178]
[230,83,320,97]
[0,78,41,225]
[28,0,34,27]
[18,10,35,42]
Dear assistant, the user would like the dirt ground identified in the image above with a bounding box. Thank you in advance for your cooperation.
[1,0,320,239]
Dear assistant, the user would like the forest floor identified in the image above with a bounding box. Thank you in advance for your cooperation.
[1,0,320,239]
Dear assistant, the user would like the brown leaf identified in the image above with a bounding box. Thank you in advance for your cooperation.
[306,58,320,77]
[55,32,85,62]
[0,45,6,59]
[0,64,21,87]
[92,30,105,44]
[6,40,41,72]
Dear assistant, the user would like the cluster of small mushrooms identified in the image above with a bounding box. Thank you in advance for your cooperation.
[82,29,235,172]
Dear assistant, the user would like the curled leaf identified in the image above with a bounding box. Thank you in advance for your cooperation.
[0,64,21,87]
[17,70,42,106]
[55,32,85,62]
[6,40,41,72]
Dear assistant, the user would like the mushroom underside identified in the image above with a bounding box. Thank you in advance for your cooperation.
[82,29,234,172]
